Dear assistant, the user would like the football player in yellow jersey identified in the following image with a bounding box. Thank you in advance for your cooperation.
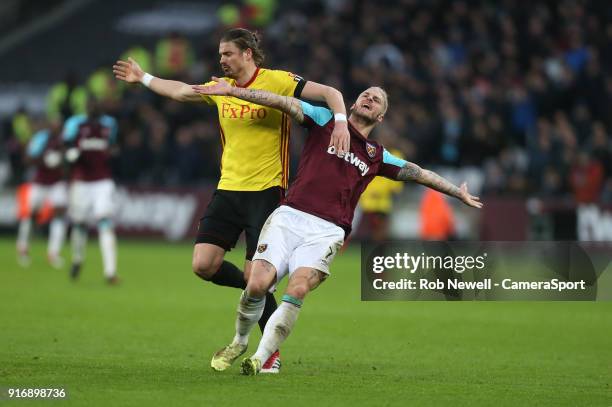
[113,28,350,373]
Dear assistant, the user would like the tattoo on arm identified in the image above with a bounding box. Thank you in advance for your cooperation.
[396,162,422,181]
[232,88,304,123]
[397,162,461,198]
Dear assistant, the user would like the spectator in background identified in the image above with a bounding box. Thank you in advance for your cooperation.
[115,127,150,185]
[171,125,202,186]
[87,64,122,106]
[46,72,88,120]
[155,32,195,79]
[419,189,456,241]
[4,0,612,203]
[569,150,604,203]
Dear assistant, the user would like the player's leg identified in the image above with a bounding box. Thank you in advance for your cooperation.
[210,259,279,371]
[93,180,118,284]
[242,267,326,375]
[68,181,89,279]
[16,215,32,266]
[47,182,68,269]
[16,183,38,266]
[47,207,67,269]
[192,190,244,288]
[97,218,117,283]
[241,209,344,375]
[211,206,292,372]
[244,187,284,333]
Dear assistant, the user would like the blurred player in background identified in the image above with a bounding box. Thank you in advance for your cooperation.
[63,99,119,284]
[193,79,482,375]
[113,27,350,373]
[355,148,404,243]
[16,118,68,268]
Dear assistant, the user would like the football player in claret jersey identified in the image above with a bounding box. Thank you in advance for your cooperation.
[114,28,350,373]
[16,118,68,269]
[63,99,119,284]
[193,79,482,375]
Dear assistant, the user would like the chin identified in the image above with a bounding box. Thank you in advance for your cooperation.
[357,110,376,121]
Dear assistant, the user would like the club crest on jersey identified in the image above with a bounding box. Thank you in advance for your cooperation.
[257,244,268,253]
[366,143,376,158]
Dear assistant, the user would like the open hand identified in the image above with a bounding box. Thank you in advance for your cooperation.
[113,57,144,83]
[459,182,483,208]
[191,77,233,96]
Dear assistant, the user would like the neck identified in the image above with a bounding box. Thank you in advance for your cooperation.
[235,64,258,87]
[348,114,376,138]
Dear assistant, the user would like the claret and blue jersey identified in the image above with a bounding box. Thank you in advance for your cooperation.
[62,114,118,182]
[27,129,64,185]
[283,101,408,235]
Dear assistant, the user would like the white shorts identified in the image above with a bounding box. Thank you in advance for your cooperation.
[252,205,345,285]
[30,182,68,210]
[69,179,116,223]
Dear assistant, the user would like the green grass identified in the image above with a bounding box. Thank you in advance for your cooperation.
[1,237,610,406]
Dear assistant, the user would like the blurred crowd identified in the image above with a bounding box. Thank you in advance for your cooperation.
[2,0,611,203]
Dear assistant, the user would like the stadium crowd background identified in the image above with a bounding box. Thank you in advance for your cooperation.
[2,0,611,204]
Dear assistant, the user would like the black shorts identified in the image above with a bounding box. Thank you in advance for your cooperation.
[195,187,283,260]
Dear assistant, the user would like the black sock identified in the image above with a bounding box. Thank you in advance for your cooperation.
[258,292,278,333]
[209,261,247,289]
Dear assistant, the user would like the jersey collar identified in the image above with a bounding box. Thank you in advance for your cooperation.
[347,120,368,142]
[235,67,260,88]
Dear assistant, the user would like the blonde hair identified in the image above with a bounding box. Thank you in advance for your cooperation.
[371,86,389,115]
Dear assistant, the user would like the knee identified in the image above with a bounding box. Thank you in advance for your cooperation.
[285,283,309,301]
[245,276,269,298]
[192,253,222,281]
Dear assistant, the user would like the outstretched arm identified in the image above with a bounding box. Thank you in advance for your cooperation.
[396,162,482,208]
[113,57,202,102]
[192,78,305,123]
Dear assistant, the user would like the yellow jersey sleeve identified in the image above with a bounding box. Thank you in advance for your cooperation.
[262,69,305,97]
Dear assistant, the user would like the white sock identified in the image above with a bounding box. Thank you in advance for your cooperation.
[17,217,32,252]
[98,223,117,278]
[253,299,301,363]
[233,291,266,346]
[71,224,87,264]
[47,217,66,258]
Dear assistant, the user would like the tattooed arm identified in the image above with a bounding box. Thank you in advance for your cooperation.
[191,77,305,123]
[232,87,305,123]
[396,161,483,208]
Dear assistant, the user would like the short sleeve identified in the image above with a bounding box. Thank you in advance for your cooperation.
[269,70,306,98]
[378,148,407,179]
[100,115,118,144]
[300,101,333,128]
[63,115,86,142]
[28,131,49,158]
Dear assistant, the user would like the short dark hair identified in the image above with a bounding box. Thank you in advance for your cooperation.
[220,28,265,67]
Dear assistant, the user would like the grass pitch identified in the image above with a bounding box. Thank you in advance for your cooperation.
[0,237,610,406]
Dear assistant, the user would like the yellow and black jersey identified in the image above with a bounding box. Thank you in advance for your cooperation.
[200,68,305,191]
